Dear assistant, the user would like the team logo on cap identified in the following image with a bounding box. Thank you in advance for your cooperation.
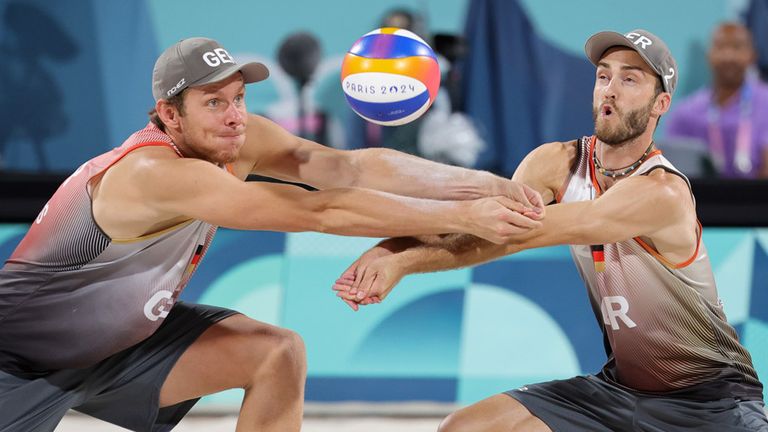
[202,48,235,67]
[625,32,652,50]
[167,78,185,97]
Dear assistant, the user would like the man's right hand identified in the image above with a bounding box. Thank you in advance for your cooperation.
[332,238,413,311]
[500,181,546,221]
[465,196,543,244]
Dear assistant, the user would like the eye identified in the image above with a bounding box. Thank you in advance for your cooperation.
[206,98,219,108]
[234,94,244,105]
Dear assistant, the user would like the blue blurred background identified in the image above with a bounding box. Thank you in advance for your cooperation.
[0,0,766,408]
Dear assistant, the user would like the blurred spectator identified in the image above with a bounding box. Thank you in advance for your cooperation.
[381,8,425,37]
[665,22,768,179]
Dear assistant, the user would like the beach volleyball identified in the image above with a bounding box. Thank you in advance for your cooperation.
[341,27,440,126]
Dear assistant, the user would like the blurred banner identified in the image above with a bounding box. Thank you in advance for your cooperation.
[1,225,764,407]
[462,0,594,176]
[745,0,768,81]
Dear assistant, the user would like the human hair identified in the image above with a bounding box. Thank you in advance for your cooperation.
[148,90,186,132]
[653,75,664,98]
[651,75,665,132]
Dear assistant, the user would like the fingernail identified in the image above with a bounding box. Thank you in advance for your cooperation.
[356,292,366,300]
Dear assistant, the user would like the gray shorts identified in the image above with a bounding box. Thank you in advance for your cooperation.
[0,301,238,432]
[505,375,768,432]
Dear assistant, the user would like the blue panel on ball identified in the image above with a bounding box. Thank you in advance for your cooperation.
[345,90,430,122]
[350,34,435,59]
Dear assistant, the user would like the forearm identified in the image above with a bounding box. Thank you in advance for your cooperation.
[349,148,508,200]
[386,234,512,276]
[385,202,607,275]
[304,187,473,238]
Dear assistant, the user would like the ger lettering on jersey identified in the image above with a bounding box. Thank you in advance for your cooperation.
[557,136,762,401]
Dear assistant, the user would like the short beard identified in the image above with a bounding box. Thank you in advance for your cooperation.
[593,97,655,147]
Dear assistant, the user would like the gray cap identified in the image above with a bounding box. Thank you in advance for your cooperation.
[152,37,269,101]
[585,29,677,95]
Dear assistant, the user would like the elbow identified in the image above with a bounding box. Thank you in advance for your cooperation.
[332,151,364,188]
[300,202,335,233]
[300,199,347,234]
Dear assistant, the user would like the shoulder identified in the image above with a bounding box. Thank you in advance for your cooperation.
[245,113,273,131]
[238,114,291,173]
[528,140,579,164]
[641,167,693,209]
[245,113,294,142]
[523,139,580,176]
[515,139,581,203]
[110,146,219,190]
[243,114,297,153]
[100,145,178,181]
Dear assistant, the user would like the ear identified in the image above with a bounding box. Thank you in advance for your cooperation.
[653,92,672,117]
[156,99,183,130]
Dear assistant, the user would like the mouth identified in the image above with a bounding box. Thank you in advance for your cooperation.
[220,132,244,140]
[601,104,614,117]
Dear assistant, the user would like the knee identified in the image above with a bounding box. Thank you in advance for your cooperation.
[438,410,470,432]
[232,321,306,386]
[266,328,307,377]
[273,330,307,375]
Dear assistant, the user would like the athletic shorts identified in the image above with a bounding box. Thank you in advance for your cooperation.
[505,374,768,432]
[0,301,239,432]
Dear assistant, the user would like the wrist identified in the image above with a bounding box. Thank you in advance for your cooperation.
[452,200,475,235]
[394,248,421,275]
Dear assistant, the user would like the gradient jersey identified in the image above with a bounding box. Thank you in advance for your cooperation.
[558,136,762,400]
[0,123,219,374]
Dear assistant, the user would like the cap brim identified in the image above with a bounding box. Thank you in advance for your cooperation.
[584,31,662,77]
[193,61,270,88]
[239,61,270,83]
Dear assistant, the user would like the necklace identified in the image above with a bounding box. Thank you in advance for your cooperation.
[593,141,655,179]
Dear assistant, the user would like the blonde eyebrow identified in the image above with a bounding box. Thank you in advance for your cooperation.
[202,83,245,96]
[597,61,648,74]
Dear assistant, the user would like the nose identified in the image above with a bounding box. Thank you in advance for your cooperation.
[224,102,245,127]
[602,77,618,99]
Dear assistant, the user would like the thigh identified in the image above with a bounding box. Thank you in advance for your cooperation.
[74,301,237,432]
[638,397,768,432]
[506,375,636,432]
[439,394,551,432]
[0,369,81,432]
[159,312,304,408]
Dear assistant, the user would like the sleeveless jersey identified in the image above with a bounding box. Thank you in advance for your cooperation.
[558,136,762,401]
[0,123,218,374]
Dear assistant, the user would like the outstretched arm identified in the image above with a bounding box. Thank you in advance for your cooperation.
[243,114,544,211]
[332,141,573,308]
[121,148,540,244]
[336,167,697,307]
